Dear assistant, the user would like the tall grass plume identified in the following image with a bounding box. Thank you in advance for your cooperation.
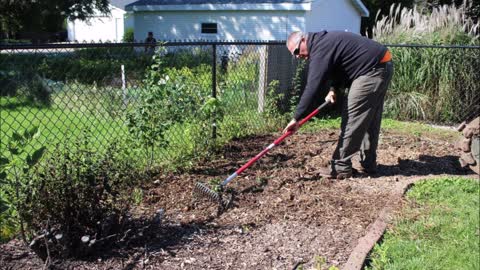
[371,1,479,123]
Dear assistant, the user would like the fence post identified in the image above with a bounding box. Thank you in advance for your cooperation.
[121,64,127,108]
[257,45,268,113]
[212,44,217,140]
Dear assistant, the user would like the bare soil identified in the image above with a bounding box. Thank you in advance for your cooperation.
[0,128,474,270]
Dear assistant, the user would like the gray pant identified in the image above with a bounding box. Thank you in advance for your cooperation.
[331,61,394,173]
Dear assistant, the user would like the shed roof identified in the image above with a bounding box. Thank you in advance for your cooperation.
[110,0,138,10]
[128,0,309,5]
[126,0,369,16]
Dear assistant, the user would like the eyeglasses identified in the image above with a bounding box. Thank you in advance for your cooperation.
[293,38,302,56]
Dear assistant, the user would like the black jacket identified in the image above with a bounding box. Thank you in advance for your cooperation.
[293,31,388,121]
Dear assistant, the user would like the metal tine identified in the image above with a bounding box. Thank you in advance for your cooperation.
[193,182,222,204]
[193,182,235,216]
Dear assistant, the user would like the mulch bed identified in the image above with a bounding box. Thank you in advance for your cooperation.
[0,128,474,270]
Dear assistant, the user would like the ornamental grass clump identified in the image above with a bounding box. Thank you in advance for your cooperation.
[371,2,479,123]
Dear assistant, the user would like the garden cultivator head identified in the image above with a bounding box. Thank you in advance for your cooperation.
[193,174,236,213]
[193,182,233,212]
[193,100,331,212]
[194,182,222,202]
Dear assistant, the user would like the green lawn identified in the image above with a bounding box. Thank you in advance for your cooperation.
[367,177,480,270]
[1,96,127,157]
[301,117,458,141]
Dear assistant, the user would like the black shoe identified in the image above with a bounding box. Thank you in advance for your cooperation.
[318,167,352,180]
[359,162,377,173]
[362,166,377,174]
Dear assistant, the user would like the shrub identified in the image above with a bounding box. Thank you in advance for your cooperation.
[263,80,289,128]
[0,70,19,97]
[0,39,31,44]
[288,59,308,114]
[123,28,134,42]
[26,137,141,258]
[163,117,214,167]
[19,75,52,106]
[163,47,212,69]
[126,46,287,169]
[0,127,45,243]
[37,49,152,85]
[126,48,215,167]
[223,51,259,96]
[0,54,52,106]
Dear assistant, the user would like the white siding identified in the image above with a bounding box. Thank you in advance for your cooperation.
[133,10,306,41]
[68,6,126,42]
[305,0,361,33]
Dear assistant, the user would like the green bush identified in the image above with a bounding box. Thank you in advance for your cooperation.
[0,54,53,106]
[39,49,152,85]
[123,28,134,42]
[0,127,45,243]
[163,47,212,69]
[223,52,259,95]
[0,39,30,44]
[125,46,287,169]
[163,116,215,167]
[26,137,141,258]
[0,48,153,91]
[0,70,19,97]
[126,48,218,167]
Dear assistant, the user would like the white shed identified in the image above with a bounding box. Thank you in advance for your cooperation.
[126,0,369,41]
[67,0,136,42]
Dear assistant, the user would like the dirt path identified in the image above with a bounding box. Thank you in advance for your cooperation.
[0,129,474,270]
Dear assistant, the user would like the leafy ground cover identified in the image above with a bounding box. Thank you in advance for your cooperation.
[0,120,476,269]
[367,177,479,270]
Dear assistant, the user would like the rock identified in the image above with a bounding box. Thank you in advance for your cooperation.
[460,152,475,166]
[154,208,165,223]
[459,157,469,167]
[464,128,474,138]
[470,163,480,174]
[469,118,480,133]
[461,137,472,152]
[454,139,463,150]
[463,117,480,138]
[456,117,479,175]
[456,121,467,132]
[81,235,90,243]
[29,239,38,248]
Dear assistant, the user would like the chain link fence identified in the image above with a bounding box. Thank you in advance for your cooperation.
[1,42,479,170]
[0,41,299,169]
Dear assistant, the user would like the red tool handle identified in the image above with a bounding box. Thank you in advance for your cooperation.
[235,101,330,175]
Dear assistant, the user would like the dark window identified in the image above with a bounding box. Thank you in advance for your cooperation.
[201,23,217,34]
